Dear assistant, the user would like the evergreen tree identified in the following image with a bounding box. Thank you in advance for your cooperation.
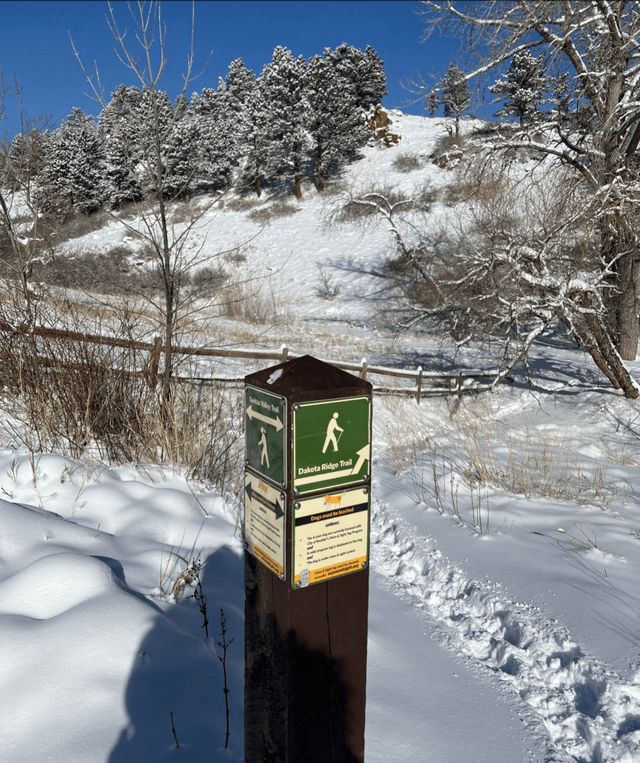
[548,71,572,128]
[327,43,387,112]
[489,51,549,129]
[165,107,201,200]
[219,58,257,187]
[425,90,438,118]
[223,58,256,137]
[436,64,471,138]
[6,130,48,191]
[98,85,144,208]
[136,88,175,198]
[241,81,271,197]
[192,86,236,193]
[307,49,367,191]
[259,46,310,199]
[38,108,105,215]
[357,45,388,111]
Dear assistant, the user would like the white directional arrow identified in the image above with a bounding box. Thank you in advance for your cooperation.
[351,444,370,476]
[295,443,370,487]
[246,405,284,432]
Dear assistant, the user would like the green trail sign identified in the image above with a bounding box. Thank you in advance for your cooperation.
[292,396,371,496]
[245,385,286,487]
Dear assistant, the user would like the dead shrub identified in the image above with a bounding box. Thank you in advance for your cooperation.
[187,264,228,295]
[316,265,341,300]
[226,196,259,213]
[433,132,466,156]
[247,198,299,226]
[169,201,196,225]
[53,208,111,244]
[415,182,440,207]
[31,244,162,295]
[336,184,415,224]
[217,279,292,326]
[392,152,423,173]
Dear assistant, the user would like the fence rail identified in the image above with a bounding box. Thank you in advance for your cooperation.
[0,321,503,403]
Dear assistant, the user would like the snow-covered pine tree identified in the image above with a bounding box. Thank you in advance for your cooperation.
[356,45,388,111]
[136,88,175,199]
[327,43,387,113]
[222,58,256,154]
[547,71,572,129]
[192,86,236,194]
[5,132,48,191]
[37,108,105,215]
[489,50,549,129]
[259,46,311,199]
[425,90,438,118]
[436,64,471,138]
[241,80,271,197]
[98,85,144,208]
[165,105,202,200]
[307,49,368,192]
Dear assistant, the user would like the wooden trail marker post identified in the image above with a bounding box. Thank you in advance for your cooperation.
[244,355,372,763]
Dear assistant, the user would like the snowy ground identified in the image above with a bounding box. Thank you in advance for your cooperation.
[2,114,640,762]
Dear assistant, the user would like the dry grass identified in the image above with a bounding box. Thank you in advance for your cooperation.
[217,278,292,326]
[0,288,242,491]
[381,396,623,536]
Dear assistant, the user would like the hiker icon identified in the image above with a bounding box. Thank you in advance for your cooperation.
[259,426,270,467]
[322,412,344,453]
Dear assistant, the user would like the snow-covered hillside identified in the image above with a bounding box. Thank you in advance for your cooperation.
[2,114,640,763]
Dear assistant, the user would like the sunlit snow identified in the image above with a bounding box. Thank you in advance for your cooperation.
[2,113,640,762]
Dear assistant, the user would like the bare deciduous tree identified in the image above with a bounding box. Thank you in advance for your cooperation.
[70,1,227,408]
[336,157,640,397]
[0,73,52,321]
[415,1,640,374]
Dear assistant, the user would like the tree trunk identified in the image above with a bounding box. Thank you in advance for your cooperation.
[601,209,640,361]
[613,251,640,360]
[255,175,262,198]
[294,161,302,200]
[317,144,325,193]
[572,308,639,398]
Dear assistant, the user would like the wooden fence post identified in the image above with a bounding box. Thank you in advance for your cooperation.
[416,366,423,405]
[360,358,368,380]
[244,355,372,763]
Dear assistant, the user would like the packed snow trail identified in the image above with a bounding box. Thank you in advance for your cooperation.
[370,497,640,763]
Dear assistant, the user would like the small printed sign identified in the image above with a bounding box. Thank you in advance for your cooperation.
[293,396,371,496]
[245,385,287,487]
[245,471,286,578]
[292,487,369,588]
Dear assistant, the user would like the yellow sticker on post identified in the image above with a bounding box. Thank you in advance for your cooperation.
[292,486,369,588]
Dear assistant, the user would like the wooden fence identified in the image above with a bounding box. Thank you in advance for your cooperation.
[0,320,503,403]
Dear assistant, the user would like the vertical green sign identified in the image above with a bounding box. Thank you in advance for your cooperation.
[245,385,286,487]
[293,396,371,496]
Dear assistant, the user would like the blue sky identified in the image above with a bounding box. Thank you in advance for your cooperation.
[0,0,464,139]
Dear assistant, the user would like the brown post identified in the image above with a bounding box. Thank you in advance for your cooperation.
[244,355,372,763]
